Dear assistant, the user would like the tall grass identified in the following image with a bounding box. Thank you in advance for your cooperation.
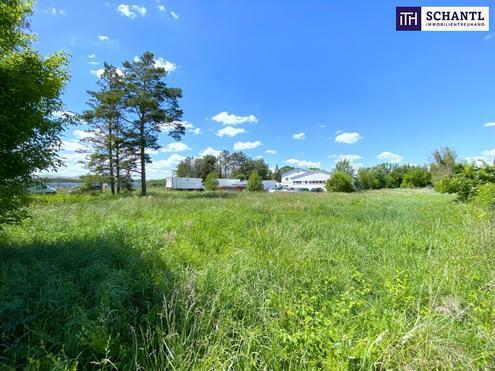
[1,189,494,369]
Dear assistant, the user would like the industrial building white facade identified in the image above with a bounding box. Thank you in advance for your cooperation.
[280,169,330,191]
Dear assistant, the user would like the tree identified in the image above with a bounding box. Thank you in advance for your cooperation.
[0,0,69,225]
[204,172,219,191]
[122,52,184,196]
[247,171,263,191]
[246,159,269,179]
[431,147,457,184]
[401,167,432,188]
[272,165,282,182]
[326,171,355,192]
[334,159,355,177]
[81,64,135,194]
[198,155,217,180]
[218,150,231,178]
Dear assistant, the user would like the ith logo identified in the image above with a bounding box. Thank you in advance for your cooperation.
[396,7,422,31]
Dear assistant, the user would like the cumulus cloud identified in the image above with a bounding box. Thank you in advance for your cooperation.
[233,141,262,150]
[285,159,321,169]
[212,112,258,126]
[153,57,176,72]
[98,34,111,41]
[72,129,93,140]
[170,11,179,19]
[335,131,362,144]
[148,153,185,175]
[157,5,166,12]
[484,122,495,127]
[216,127,246,137]
[331,154,363,162]
[377,151,403,163]
[161,142,190,153]
[91,68,123,78]
[199,147,222,157]
[117,4,147,19]
[292,132,305,140]
[265,149,276,154]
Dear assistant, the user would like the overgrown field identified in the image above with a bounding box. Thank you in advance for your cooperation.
[0,189,494,369]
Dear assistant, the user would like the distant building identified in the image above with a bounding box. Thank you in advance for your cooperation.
[281,169,330,191]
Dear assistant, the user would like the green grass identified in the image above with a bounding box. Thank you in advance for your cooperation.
[1,189,494,369]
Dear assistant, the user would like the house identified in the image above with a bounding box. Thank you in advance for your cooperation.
[281,169,330,191]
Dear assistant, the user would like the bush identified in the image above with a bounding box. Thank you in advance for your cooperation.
[401,167,432,188]
[204,172,219,191]
[357,169,379,190]
[472,183,495,209]
[247,171,263,192]
[326,171,355,193]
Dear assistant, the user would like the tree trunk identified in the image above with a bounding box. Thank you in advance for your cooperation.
[140,122,146,196]
[109,124,115,195]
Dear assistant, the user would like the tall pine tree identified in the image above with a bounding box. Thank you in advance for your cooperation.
[122,52,184,195]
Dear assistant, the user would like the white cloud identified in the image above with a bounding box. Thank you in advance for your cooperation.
[233,141,262,150]
[377,151,403,163]
[190,128,201,135]
[484,122,495,127]
[153,57,176,72]
[212,112,258,126]
[158,5,166,12]
[265,149,277,154]
[161,142,190,153]
[335,131,362,144]
[216,127,246,137]
[91,68,123,78]
[485,34,493,40]
[72,129,93,140]
[61,140,87,153]
[171,121,201,135]
[88,54,96,58]
[465,156,490,166]
[98,34,110,41]
[332,154,363,162]
[89,61,99,65]
[292,132,305,140]
[199,147,222,157]
[285,159,321,169]
[45,8,66,16]
[53,111,76,119]
[170,11,179,19]
[149,153,185,170]
[117,4,147,19]
[481,148,495,157]
[319,124,326,128]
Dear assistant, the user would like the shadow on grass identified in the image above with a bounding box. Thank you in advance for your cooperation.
[0,234,176,369]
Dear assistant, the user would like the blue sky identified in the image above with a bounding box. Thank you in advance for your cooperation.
[32,0,495,178]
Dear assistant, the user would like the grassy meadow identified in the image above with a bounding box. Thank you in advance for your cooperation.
[0,189,494,369]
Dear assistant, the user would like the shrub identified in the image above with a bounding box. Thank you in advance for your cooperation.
[472,183,495,209]
[204,172,219,191]
[247,171,263,191]
[326,171,355,193]
[401,167,432,188]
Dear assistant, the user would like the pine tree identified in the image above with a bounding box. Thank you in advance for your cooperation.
[122,52,184,195]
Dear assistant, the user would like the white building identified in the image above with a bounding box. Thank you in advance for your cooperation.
[281,169,330,191]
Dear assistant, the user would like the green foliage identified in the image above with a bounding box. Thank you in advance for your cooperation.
[204,172,219,191]
[472,183,495,210]
[401,167,432,188]
[431,147,457,183]
[0,0,69,225]
[326,171,355,192]
[272,165,282,182]
[334,159,355,177]
[247,171,263,191]
[0,190,493,369]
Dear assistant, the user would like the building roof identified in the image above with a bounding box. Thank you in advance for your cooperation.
[290,170,331,180]
[281,168,305,178]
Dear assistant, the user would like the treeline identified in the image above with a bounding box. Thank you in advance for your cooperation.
[79,55,184,196]
[176,151,284,180]
[325,159,432,193]
[326,147,495,209]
